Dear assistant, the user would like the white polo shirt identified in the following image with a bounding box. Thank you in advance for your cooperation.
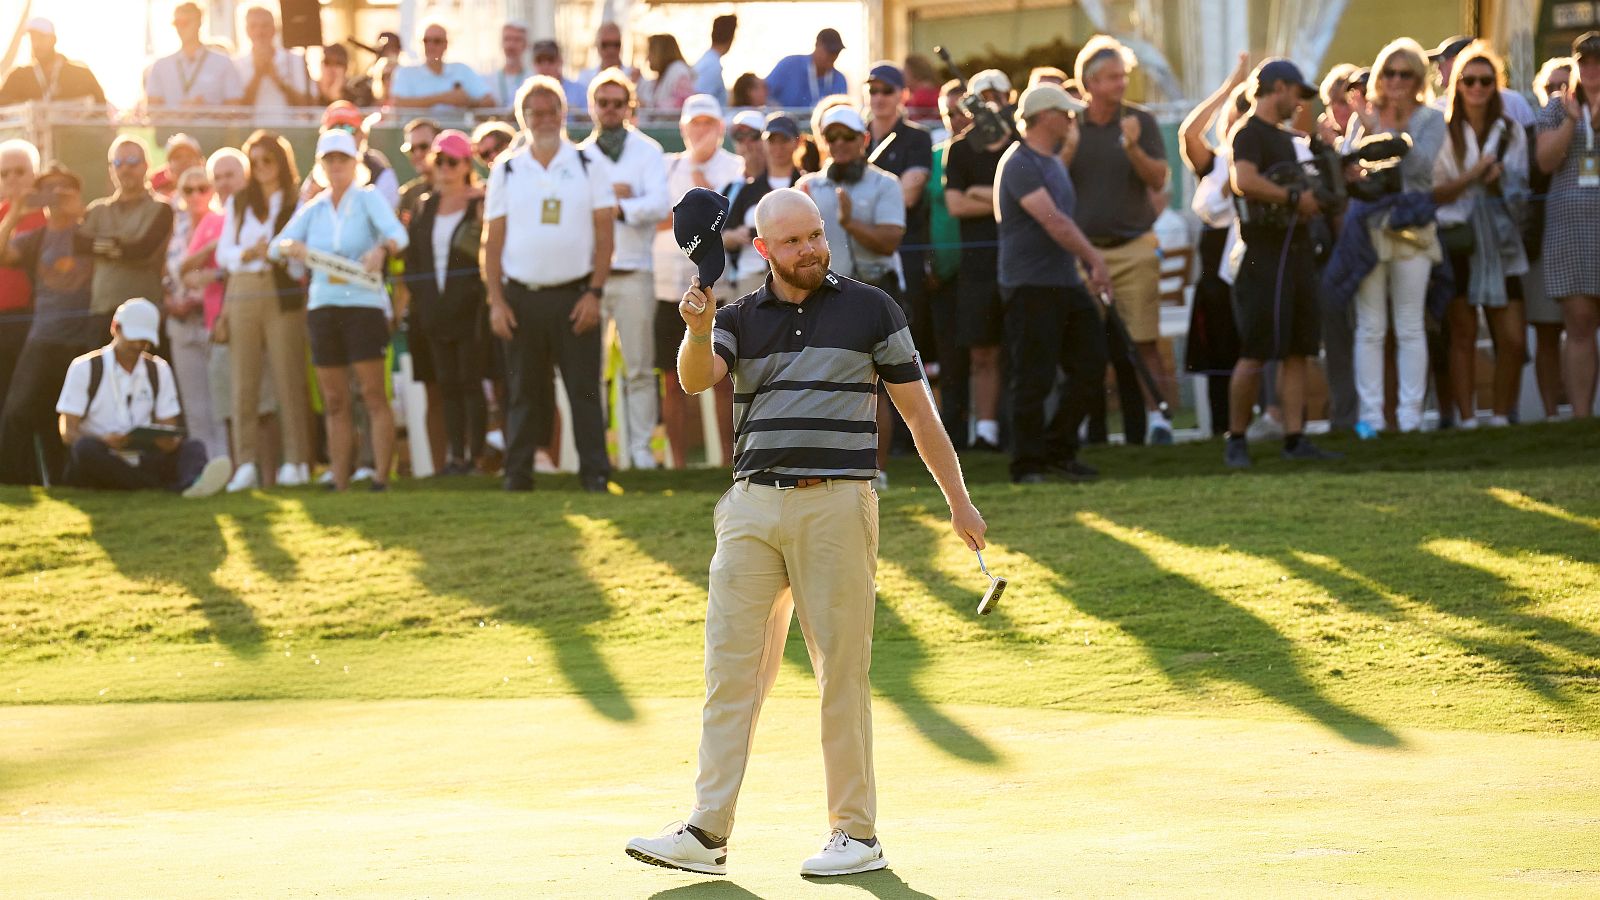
[55,347,181,440]
[144,48,244,106]
[485,141,617,287]
[577,127,671,272]
[232,47,312,111]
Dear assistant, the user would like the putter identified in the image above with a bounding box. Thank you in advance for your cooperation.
[976,550,1007,615]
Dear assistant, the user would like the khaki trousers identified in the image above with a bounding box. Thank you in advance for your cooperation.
[225,270,311,467]
[1100,231,1162,343]
[602,270,658,463]
[690,479,880,840]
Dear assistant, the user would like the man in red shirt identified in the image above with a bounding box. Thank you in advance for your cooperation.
[0,140,46,408]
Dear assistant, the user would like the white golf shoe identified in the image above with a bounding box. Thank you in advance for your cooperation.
[625,822,727,876]
[799,829,887,877]
[225,462,258,493]
[182,456,233,499]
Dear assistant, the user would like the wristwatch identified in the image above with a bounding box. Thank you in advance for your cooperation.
[584,283,605,299]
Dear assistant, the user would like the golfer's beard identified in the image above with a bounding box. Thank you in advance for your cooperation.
[772,249,830,292]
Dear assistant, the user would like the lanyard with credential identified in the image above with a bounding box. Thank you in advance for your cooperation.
[807,64,822,106]
[177,52,208,100]
[33,59,62,101]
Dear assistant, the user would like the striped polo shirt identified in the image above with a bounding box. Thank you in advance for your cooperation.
[712,271,923,480]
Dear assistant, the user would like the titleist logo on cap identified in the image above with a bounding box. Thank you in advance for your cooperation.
[681,234,702,257]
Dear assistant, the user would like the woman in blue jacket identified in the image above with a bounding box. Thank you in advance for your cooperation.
[272,130,408,491]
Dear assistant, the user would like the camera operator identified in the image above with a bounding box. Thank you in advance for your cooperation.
[1224,59,1344,468]
[944,70,1018,452]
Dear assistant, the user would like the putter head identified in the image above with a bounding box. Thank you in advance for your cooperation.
[978,576,1007,615]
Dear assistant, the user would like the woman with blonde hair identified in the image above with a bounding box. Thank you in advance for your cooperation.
[1348,38,1447,435]
[1431,42,1529,428]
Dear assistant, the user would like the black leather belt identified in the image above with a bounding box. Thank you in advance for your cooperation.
[745,473,831,490]
[1088,235,1135,249]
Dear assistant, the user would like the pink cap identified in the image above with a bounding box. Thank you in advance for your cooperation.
[433,130,472,161]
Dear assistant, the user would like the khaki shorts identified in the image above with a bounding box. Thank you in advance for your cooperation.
[1101,231,1162,343]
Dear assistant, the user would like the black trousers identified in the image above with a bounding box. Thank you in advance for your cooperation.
[1089,318,1148,445]
[65,436,208,491]
[500,280,609,485]
[928,274,969,449]
[0,339,82,485]
[427,331,487,463]
[0,313,32,416]
[1004,284,1107,478]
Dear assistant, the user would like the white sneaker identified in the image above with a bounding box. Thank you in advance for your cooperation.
[352,467,375,482]
[799,829,887,877]
[317,469,335,486]
[630,449,659,470]
[1456,415,1479,430]
[534,450,559,474]
[225,462,258,493]
[872,472,889,492]
[485,429,507,452]
[625,822,727,876]
[1486,415,1511,428]
[183,456,233,499]
[276,462,310,486]
[1245,411,1285,443]
[1146,412,1174,446]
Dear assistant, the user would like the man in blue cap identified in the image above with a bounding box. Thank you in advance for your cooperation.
[1224,58,1343,469]
[765,29,848,109]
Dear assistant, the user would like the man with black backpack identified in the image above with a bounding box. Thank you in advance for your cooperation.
[54,298,231,496]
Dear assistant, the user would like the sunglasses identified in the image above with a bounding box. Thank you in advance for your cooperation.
[249,154,277,167]
[868,86,898,96]
[823,130,859,143]
[534,54,559,64]
[1380,68,1415,81]
[112,157,144,168]
[477,147,500,161]
[433,154,465,168]
[422,36,447,45]
[732,129,761,143]
[0,167,26,178]
[1459,74,1495,89]
[408,141,433,154]
[599,40,621,49]
[595,97,630,109]
[181,184,212,195]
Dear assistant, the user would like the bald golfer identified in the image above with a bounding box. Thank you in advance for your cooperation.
[626,188,988,878]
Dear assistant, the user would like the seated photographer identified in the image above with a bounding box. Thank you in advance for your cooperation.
[1224,59,1343,468]
[55,298,232,497]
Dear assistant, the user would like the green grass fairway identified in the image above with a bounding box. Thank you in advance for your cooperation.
[4,698,1598,898]
[3,422,1599,895]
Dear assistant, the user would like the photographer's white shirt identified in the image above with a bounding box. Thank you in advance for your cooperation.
[56,347,180,441]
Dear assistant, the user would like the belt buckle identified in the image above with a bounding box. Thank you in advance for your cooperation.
[774,479,797,491]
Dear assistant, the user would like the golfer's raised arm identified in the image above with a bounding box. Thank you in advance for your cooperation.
[677,277,727,394]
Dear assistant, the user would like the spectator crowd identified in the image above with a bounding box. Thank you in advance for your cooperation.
[0,5,1596,496]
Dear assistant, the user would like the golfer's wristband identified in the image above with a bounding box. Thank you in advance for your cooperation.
[688,331,711,344]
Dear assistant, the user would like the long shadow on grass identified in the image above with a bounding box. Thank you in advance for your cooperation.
[1146,483,1600,706]
[302,487,637,721]
[1010,512,1402,747]
[607,490,1001,764]
[53,489,266,655]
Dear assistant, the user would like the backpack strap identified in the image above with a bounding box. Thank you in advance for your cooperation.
[143,355,160,400]
[86,352,104,412]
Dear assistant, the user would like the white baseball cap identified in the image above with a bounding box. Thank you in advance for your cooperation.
[730,109,766,134]
[316,129,360,159]
[25,17,55,36]
[968,69,1013,97]
[113,298,162,345]
[1016,83,1086,123]
[680,93,723,126]
[818,105,866,134]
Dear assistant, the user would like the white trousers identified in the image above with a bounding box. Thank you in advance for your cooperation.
[603,271,658,463]
[166,314,228,459]
[1354,253,1432,432]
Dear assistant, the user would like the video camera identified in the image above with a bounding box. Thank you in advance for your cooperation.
[1239,132,1411,231]
[934,46,1013,147]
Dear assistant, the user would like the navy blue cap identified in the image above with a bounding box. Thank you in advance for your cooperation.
[1254,58,1317,99]
[1428,35,1474,61]
[763,112,800,139]
[673,188,731,289]
[867,61,906,90]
